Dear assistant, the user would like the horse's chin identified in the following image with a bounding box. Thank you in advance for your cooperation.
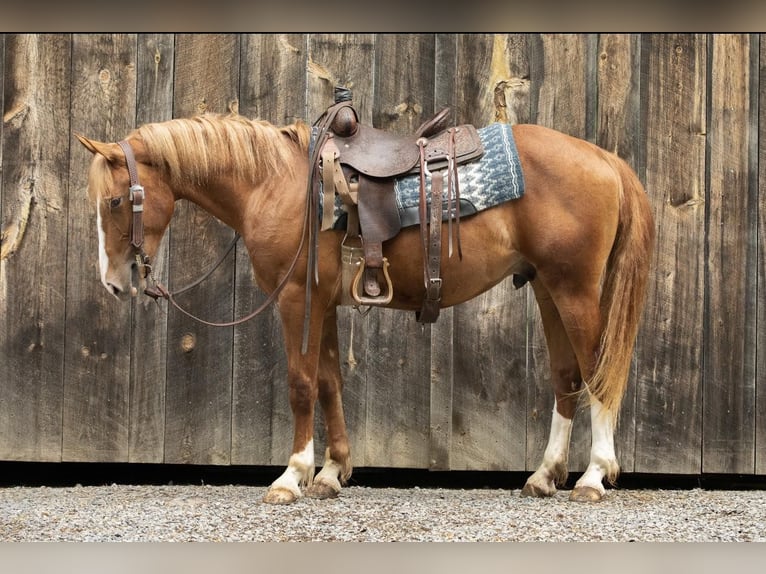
[105,285,132,301]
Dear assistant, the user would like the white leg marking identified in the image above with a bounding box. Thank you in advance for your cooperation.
[523,401,573,496]
[313,448,343,493]
[269,440,315,498]
[541,406,573,471]
[574,398,618,495]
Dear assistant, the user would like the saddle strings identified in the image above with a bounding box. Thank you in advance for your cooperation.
[448,128,463,260]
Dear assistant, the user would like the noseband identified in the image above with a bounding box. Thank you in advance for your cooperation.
[114,139,303,328]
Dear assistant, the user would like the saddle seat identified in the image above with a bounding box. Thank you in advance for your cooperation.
[332,107,453,178]
[312,89,484,322]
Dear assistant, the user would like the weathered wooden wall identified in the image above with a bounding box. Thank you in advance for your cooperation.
[0,33,763,476]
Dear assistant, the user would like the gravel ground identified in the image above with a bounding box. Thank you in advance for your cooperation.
[1,484,765,542]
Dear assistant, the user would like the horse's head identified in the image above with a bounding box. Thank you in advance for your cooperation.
[77,134,175,299]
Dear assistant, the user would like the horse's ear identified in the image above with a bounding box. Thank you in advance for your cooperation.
[75,134,103,155]
[75,134,124,164]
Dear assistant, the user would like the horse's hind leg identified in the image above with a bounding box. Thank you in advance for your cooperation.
[535,280,619,502]
[304,307,352,499]
[522,282,581,498]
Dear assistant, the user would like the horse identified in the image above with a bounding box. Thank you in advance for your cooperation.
[76,110,654,504]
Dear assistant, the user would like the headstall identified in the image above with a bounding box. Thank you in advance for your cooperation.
[117,139,151,278]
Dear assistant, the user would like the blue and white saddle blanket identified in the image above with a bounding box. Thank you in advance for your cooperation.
[315,122,525,227]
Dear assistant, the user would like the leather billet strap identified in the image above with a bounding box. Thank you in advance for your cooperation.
[416,138,444,323]
[415,128,460,324]
[117,139,145,250]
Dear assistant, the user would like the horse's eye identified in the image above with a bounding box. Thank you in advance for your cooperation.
[109,197,123,209]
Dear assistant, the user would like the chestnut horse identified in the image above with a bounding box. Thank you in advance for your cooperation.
[77,111,653,504]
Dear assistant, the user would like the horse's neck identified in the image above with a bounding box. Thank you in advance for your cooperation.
[170,181,247,239]
[168,130,309,236]
[176,170,307,238]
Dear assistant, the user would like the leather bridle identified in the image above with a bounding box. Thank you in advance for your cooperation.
[115,139,303,328]
[117,140,152,279]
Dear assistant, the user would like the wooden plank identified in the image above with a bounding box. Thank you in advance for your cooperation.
[127,34,175,463]
[163,34,239,465]
[373,34,435,131]
[232,33,306,465]
[525,33,596,474]
[757,33,766,476]
[634,34,706,473]
[363,34,435,469]
[449,34,530,471]
[363,311,432,468]
[62,34,137,462]
[428,33,458,471]
[596,34,642,173]
[306,33,375,468]
[456,33,542,473]
[491,33,545,474]
[307,34,375,123]
[703,34,757,473]
[0,35,4,212]
[0,32,4,257]
[595,33,642,473]
[0,34,70,461]
[533,34,593,138]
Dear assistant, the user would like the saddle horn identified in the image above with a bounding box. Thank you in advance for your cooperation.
[331,86,358,137]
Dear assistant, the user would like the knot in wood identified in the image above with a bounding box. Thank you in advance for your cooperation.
[180,333,196,353]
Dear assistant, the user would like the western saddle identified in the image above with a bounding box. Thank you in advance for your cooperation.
[309,87,484,323]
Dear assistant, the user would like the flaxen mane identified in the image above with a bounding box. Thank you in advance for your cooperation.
[137,113,310,188]
[86,154,114,203]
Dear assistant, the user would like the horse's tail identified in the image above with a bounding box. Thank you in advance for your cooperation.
[587,152,654,422]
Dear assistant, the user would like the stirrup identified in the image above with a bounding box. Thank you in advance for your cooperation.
[351,258,393,306]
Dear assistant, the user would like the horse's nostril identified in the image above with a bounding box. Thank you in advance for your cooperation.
[107,283,122,296]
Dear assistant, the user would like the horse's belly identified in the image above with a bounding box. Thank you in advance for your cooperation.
[380,220,524,310]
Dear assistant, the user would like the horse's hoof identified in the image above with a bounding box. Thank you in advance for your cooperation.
[569,486,604,502]
[520,482,555,498]
[304,480,340,500]
[262,486,301,505]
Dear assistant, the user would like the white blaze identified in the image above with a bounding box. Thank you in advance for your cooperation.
[96,206,110,289]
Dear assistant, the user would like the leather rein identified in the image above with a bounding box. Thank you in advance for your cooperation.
[117,139,306,328]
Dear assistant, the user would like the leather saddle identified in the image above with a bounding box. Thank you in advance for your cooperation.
[311,88,484,323]
[333,107,469,177]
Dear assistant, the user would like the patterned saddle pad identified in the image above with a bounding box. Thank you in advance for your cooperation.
[318,122,526,228]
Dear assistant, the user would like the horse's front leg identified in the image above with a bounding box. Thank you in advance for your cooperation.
[262,288,324,505]
[304,306,352,499]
